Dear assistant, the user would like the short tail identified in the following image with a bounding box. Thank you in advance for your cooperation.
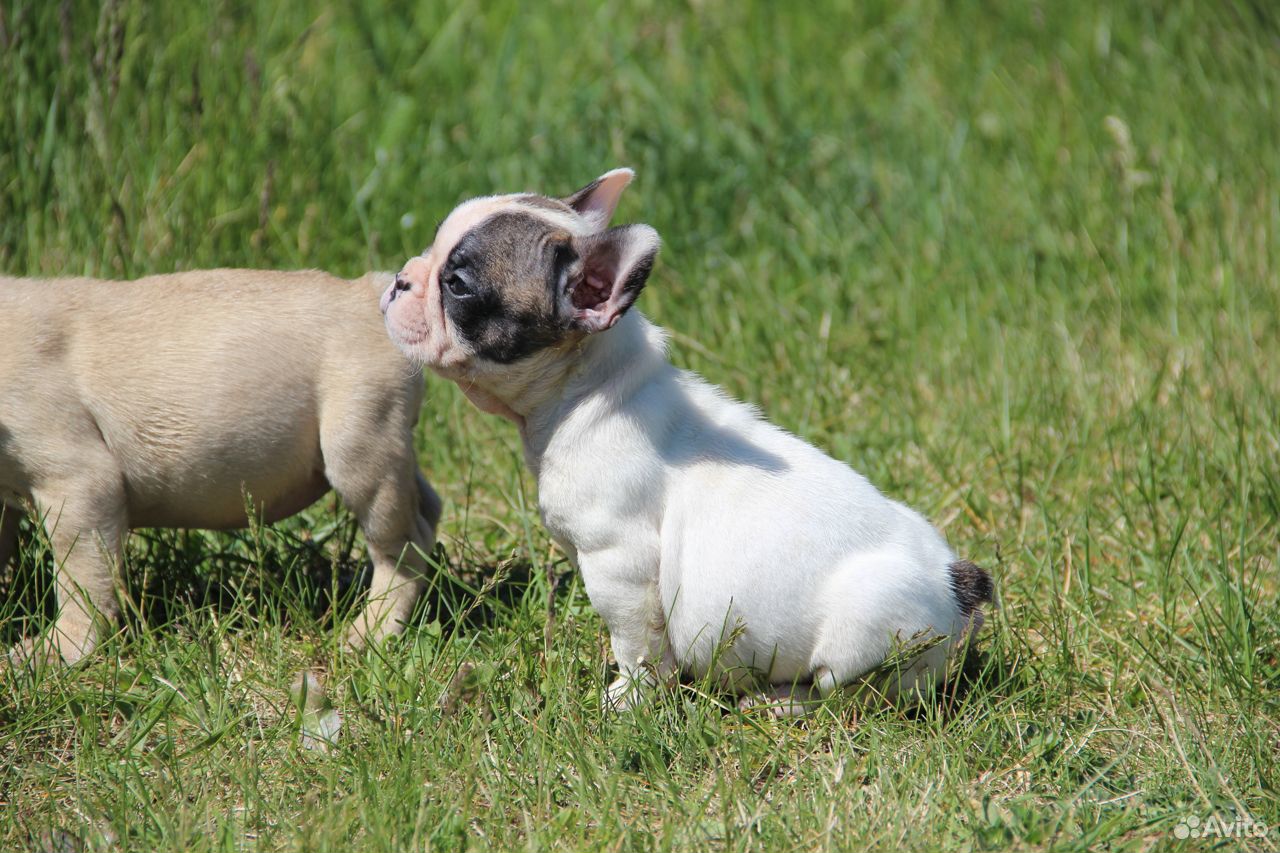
[947,560,993,619]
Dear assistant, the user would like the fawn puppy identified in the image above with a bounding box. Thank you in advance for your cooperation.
[1,269,441,663]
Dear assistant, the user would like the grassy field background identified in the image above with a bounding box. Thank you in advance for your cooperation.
[2,0,1279,850]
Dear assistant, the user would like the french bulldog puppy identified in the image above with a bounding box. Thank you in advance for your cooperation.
[0,269,441,663]
[382,171,992,713]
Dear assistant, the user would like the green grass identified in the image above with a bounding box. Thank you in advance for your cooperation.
[2,0,1279,849]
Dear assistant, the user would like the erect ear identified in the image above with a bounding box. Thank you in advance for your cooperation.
[561,168,635,230]
[567,224,660,333]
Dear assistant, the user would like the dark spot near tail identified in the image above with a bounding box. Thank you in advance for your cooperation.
[948,560,993,617]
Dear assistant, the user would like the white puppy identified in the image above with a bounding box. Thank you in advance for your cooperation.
[0,269,441,663]
[382,171,992,713]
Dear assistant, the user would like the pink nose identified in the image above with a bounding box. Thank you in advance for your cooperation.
[400,255,433,292]
[380,273,415,314]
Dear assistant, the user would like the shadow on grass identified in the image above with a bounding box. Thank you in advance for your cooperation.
[0,511,554,650]
[934,642,1009,716]
[2,511,1010,730]
[0,516,56,646]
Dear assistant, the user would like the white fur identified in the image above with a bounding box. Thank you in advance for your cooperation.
[385,173,983,711]
[521,315,971,709]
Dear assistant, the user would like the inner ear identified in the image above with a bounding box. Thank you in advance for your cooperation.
[564,224,660,333]
[571,244,623,310]
[571,271,611,310]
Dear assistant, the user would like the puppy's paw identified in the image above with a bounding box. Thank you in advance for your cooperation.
[4,637,62,670]
[342,610,397,653]
[341,623,371,654]
[736,686,824,719]
[602,673,653,713]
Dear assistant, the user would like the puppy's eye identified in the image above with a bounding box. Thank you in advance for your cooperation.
[442,271,474,299]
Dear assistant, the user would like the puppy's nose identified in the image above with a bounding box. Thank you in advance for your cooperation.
[381,274,413,313]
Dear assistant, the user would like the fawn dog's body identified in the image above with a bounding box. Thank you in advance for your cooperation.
[0,269,440,662]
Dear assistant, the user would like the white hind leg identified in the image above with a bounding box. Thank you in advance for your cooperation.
[848,641,953,707]
[737,665,855,718]
[806,550,962,705]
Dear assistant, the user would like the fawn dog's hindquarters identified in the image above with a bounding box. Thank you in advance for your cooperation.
[0,269,442,663]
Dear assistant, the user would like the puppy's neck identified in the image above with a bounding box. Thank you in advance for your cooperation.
[519,312,669,469]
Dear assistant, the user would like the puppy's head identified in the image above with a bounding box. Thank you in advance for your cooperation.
[382,169,660,387]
